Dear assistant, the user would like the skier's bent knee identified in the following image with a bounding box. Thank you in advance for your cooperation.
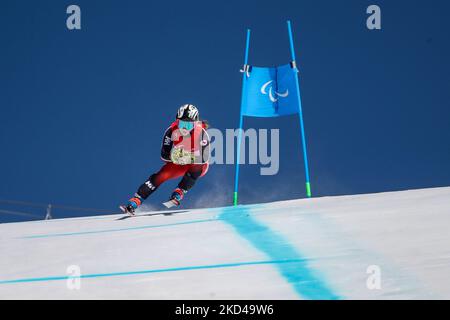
[178,171,200,191]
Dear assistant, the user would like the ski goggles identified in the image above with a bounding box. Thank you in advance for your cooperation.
[178,120,196,132]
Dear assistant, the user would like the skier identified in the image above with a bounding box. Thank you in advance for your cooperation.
[120,104,210,215]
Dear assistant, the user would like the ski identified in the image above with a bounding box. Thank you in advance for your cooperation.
[119,205,136,216]
[162,199,179,209]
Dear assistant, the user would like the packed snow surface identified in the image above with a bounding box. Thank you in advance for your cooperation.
[1,187,449,299]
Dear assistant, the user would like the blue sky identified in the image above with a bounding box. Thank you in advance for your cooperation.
[1,0,449,222]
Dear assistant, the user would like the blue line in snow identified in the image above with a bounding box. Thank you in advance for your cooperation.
[219,206,339,300]
[0,259,303,285]
[20,218,217,239]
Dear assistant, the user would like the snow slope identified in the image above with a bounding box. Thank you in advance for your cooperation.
[1,187,449,299]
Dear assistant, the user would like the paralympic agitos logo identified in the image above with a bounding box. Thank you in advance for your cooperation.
[260,80,289,103]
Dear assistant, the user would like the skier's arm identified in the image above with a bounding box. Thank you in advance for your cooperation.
[199,127,211,164]
[161,127,173,162]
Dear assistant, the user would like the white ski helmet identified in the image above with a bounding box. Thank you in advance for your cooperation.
[176,104,199,121]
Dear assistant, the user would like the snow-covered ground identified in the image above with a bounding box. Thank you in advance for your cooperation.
[1,187,449,299]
